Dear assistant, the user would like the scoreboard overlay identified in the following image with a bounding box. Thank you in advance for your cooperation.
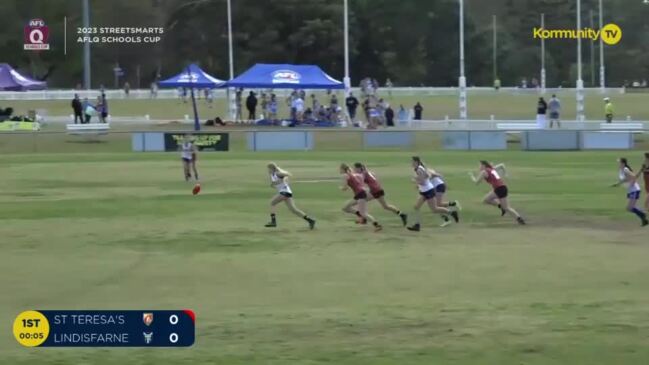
[13,310,195,347]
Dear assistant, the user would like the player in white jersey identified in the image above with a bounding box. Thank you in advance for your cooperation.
[428,167,461,221]
[611,158,648,226]
[407,156,457,231]
[265,163,316,229]
[180,135,199,181]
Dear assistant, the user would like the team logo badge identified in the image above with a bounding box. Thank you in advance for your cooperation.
[272,70,301,84]
[143,332,153,344]
[24,19,50,50]
[143,313,154,326]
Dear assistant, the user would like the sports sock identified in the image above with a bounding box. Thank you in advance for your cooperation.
[449,201,456,207]
[303,215,312,221]
[442,215,449,222]
[631,208,647,220]
[270,213,276,223]
[355,211,362,217]
[395,210,401,215]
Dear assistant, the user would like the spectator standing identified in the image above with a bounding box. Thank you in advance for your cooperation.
[95,96,104,123]
[548,94,561,128]
[493,78,501,90]
[124,82,130,97]
[330,93,338,109]
[345,92,359,121]
[536,97,548,129]
[150,81,158,98]
[246,91,258,121]
[260,93,268,119]
[71,94,83,124]
[268,94,278,121]
[413,102,423,120]
[385,104,395,127]
[99,91,108,123]
[205,88,213,108]
[235,88,243,121]
[397,104,409,124]
[292,95,305,121]
[604,97,614,123]
[375,99,386,124]
[82,97,94,124]
[385,78,393,98]
[311,94,320,112]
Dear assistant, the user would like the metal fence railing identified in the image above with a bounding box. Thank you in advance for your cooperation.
[0,87,627,101]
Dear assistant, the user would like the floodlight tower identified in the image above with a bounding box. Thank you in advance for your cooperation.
[458,0,467,119]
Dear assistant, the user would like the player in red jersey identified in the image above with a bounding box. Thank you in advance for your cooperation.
[638,152,649,211]
[469,160,525,225]
[353,162,408,226]
[340,163,382,231]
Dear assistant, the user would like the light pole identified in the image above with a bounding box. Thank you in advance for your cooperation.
[227,0,236,121]
[576,0,585,122]
[82,0,91,89]
[598,0,605,91]
[343,0,351,96]
[492,15,497,84]
[458,0,467,119]
[540,13,546,93]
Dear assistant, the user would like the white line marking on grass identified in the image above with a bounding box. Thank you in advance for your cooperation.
[293,178,339,183]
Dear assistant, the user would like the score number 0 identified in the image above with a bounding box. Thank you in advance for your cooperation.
[169,314,179,344]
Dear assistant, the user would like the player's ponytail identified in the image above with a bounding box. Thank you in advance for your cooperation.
[267,162,292,177]
[620,157,632,172]
[412,156,425,168]
[480,160,493,169]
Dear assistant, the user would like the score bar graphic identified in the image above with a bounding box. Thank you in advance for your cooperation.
[13,310,195,347]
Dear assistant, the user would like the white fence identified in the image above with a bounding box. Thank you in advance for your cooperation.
[0,87,626,101]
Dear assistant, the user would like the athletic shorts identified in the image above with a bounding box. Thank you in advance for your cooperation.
[354,191,368,200]
[435,184,446,194]
[549,111,559,119]
[494,185,508,199]
[280,191,293,198]
[371,189,385,199]
[182,157,192,163]
[419,188,435,200]
[627,190,641,200]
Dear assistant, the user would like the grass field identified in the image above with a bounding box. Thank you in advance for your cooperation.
[1,148,649,365]
[4,90,649,121]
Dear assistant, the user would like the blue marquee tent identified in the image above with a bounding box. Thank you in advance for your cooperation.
[226,64,343,89]
[158,63,225,130]
[158,63,225,89]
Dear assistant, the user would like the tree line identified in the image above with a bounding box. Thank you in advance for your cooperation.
[1,0,647,88]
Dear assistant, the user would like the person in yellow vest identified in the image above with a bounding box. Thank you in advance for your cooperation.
[604,97,614,123]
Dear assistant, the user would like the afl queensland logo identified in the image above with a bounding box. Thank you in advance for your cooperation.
[179,73,199,83]
[272,70,301,84]
[24,18,50,50]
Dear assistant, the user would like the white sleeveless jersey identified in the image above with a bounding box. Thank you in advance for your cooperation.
[181,142,194,160]
[430,175,444,187]
[271,173,292,194]
[415,166,434,192]
[620,167,640,193]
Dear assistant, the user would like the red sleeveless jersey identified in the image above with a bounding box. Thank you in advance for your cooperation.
[484,167,505,189]
[362,170,382,193]
[346,173,365,194]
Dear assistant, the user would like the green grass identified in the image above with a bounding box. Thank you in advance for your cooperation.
[1,149,648,365]
[4,90,649,121]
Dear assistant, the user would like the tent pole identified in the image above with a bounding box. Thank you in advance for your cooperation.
[187,66,200,131]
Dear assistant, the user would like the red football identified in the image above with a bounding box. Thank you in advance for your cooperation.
[192,183,201,195]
